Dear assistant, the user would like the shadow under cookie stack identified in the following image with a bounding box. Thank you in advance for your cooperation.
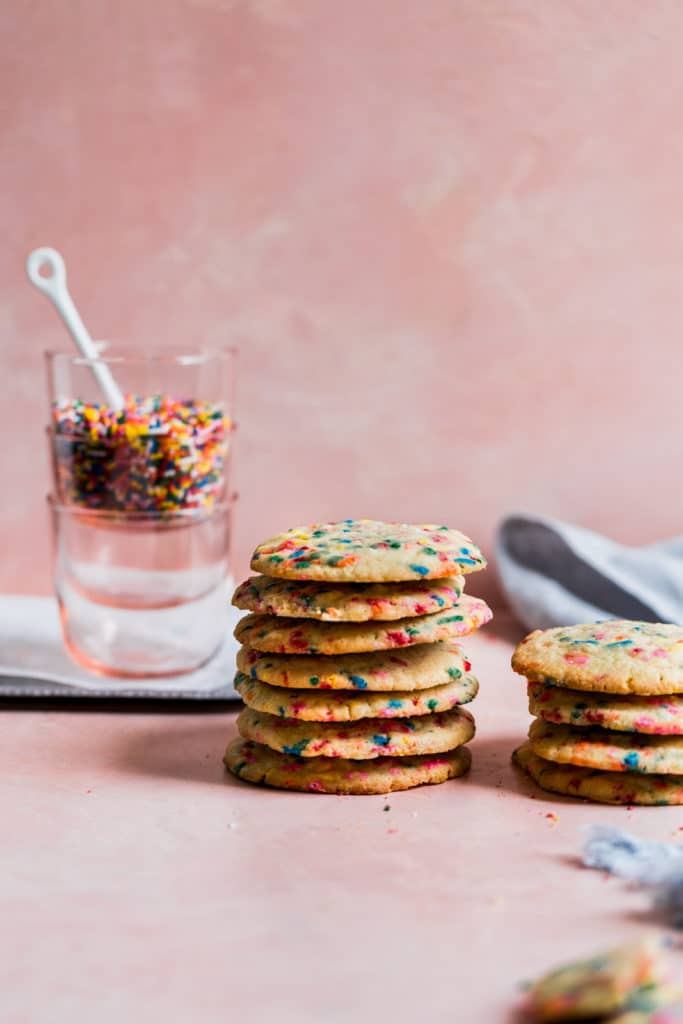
[512,619,683,805]
[225,519,491,795]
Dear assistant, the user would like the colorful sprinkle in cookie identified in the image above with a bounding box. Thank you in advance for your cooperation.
[225,738,471,794]
[236,642,471,691]
[603,992,683,1024]
[250,520,486,582]
[235,671,478,721]
[529,681,683,735]
[237,705,474,759]
[512,620,683,695]
[526,937,666,1022]
[607,988,683,1024]
[232,573,465,622]
[528,719,683,774]
[234,595,491,655]
[514,742,683,805]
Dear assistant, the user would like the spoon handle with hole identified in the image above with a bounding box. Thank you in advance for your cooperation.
[26,247,125,410]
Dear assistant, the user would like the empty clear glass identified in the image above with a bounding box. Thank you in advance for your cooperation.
[48,498,235,678]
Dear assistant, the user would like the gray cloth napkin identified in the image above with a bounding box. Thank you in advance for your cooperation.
[495,514,683,632]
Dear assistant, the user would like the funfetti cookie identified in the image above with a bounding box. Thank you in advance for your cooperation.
[232,574,465,622]
[234,595,492,655]
[225,738,472,795]
[237,705,475,759]
[513,742,683,805]
[235,671,479,721]
[250,520,486,582]
[526,937,665,1022]
[528,681,683,736]
[512,620,683,695]
[236,642,472,691]
[528,719,683,774]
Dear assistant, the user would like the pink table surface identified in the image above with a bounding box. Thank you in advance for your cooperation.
[2,616,678,1023]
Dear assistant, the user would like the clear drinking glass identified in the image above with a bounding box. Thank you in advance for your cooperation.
[45,345,236,677]
[48,499,235,677]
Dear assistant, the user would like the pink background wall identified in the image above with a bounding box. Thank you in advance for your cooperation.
[3,1,683,607]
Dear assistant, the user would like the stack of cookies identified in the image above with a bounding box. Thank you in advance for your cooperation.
[225,519,491,795]
[512,619,683,805]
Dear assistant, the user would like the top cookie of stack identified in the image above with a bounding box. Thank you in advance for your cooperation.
[226,519,491,795]
[247,519,486,583]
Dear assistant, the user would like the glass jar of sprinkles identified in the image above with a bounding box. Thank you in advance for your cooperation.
[45,345,237,677]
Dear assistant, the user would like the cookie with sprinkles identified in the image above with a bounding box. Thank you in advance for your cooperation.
[528,719,683,774]
[250,520,486,582]
[237,705,474,759]
[236,641,471,691]
[513,742,683,805]
[512,620,683,695]
[528,681,683,736]
[234,670,479,721]
[234,595,491,655]
[526,937,667,1022]
[225,738,472,794]
[232,573,465,622]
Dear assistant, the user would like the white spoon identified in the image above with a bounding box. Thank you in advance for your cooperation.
[26,247,125,410]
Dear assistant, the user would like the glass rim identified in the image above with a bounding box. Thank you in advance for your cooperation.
[45,342,237,368]
[46,493,237,518]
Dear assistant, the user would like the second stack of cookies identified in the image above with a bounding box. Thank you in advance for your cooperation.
[512,619,683,805]
[226,519,492,795]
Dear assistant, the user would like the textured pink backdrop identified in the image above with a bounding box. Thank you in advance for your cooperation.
[3,0,683,606]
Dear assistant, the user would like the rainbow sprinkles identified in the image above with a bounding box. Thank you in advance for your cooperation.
[52,394,230,513]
